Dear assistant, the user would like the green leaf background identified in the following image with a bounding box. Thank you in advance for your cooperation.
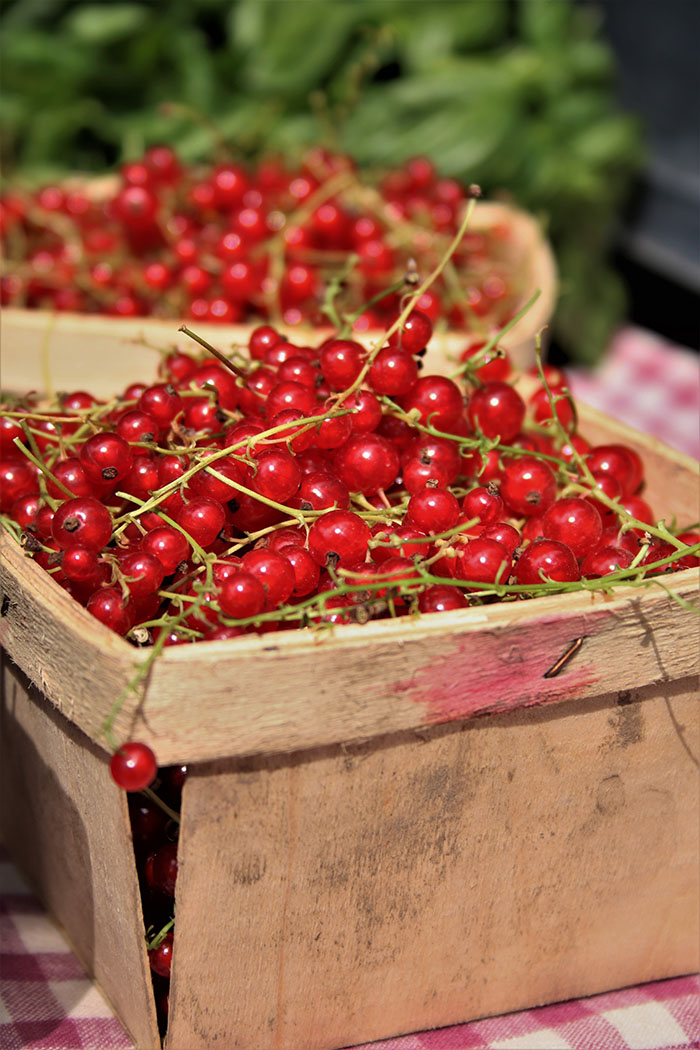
[0,0,643,364]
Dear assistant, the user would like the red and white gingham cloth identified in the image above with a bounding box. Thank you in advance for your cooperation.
[1,327,699,1050]
[567,327,700,461]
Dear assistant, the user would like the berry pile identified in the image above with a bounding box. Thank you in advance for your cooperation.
[1,146,523,333]
[3,300,698,1024]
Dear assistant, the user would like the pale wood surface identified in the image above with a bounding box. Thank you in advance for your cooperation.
[0,655,160,1050]
[167,686,700,1050]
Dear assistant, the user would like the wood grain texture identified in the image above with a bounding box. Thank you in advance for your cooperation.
[167,686,700,1050]
[0,655,160,1050]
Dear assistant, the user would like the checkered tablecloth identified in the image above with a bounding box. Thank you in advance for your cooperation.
[1,327,699,1050]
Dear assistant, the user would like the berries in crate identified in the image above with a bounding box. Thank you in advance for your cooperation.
[0,147,556,375]
[0,201,698,1050]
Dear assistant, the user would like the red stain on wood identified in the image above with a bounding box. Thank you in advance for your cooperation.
[394,618,602,724]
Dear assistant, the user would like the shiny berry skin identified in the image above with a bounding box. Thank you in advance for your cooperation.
[61,545,101,585]
[581,546,634,578]
[307,510,371,567]
[218,570,266,618]
[310,411,351,451]
[406,486,460,535]
[333,433,400,495]
[500,457,558,517]
[0,460,39,511]
[52,497,113,550]
[87,587,134,634]
[387,309,433,353]
[542,497,603,558]
[453,537,512,585]
[79,432,133,484]
[418,585,468,614]
[369,347,418,396]
[460,341,511,382]
[251,448,302,503]
[138,384,183,428]
[120,551,166,601]
[264,380,317,420]
[467,382,525,442]
[529,386,576,432]
[319,339,365,391]
[585,445,640,498]
[401,375,464,429]
[462,485,504,524]
[514,539,581,585]
[189,364,240,412]
[141,526,190,573]
[240,548,295,609]
[175,498,225,548]
[278,544,320,596]
[188,455,244,504]
[149,934,174,979]
[116,409,159,444]
[342,389,383,433]
[110,741,157,791]
[298,471,349,511]
[478,521,521,556]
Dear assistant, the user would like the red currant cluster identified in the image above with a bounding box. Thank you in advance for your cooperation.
[3,311,697,646]
[1,147,518,332]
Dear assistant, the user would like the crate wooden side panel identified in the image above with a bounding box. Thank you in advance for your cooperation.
[166,685,700,1050]
[0,654,160,1050]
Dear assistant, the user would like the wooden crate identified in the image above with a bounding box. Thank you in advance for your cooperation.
[0,320,698,1050]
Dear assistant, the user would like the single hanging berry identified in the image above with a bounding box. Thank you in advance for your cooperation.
[110,741,157,791]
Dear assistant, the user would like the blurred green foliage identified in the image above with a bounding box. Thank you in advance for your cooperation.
[0,0,643,363]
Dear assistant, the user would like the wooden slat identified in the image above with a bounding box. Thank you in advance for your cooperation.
[166,686,700,1050]
[0,655,160,1050]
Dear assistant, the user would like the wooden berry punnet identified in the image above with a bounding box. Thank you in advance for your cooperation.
[1,308,699,1048]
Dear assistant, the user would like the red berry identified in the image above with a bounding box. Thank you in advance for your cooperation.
[79,432,133,485]
[52,497,113,550]
[110,741,157,791]
[581,546,634,578]
[500,457,558,517]
[401,375,464,430]
[218,570,266,619]
[406,486,460,535]
[145,840,179,896]
[149,934,174,979]
[387,309,433,353]
[319,339,365,391]
[418,585,468,613]
[308,510,371,567]
[542,497,603,558]
[240,548,295,609]
[467,382,525,443]
[175,498,225,548]
[453,537,512,586]
[514,539,581,585]
[333,433,399,495]
[369,347,418,396]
